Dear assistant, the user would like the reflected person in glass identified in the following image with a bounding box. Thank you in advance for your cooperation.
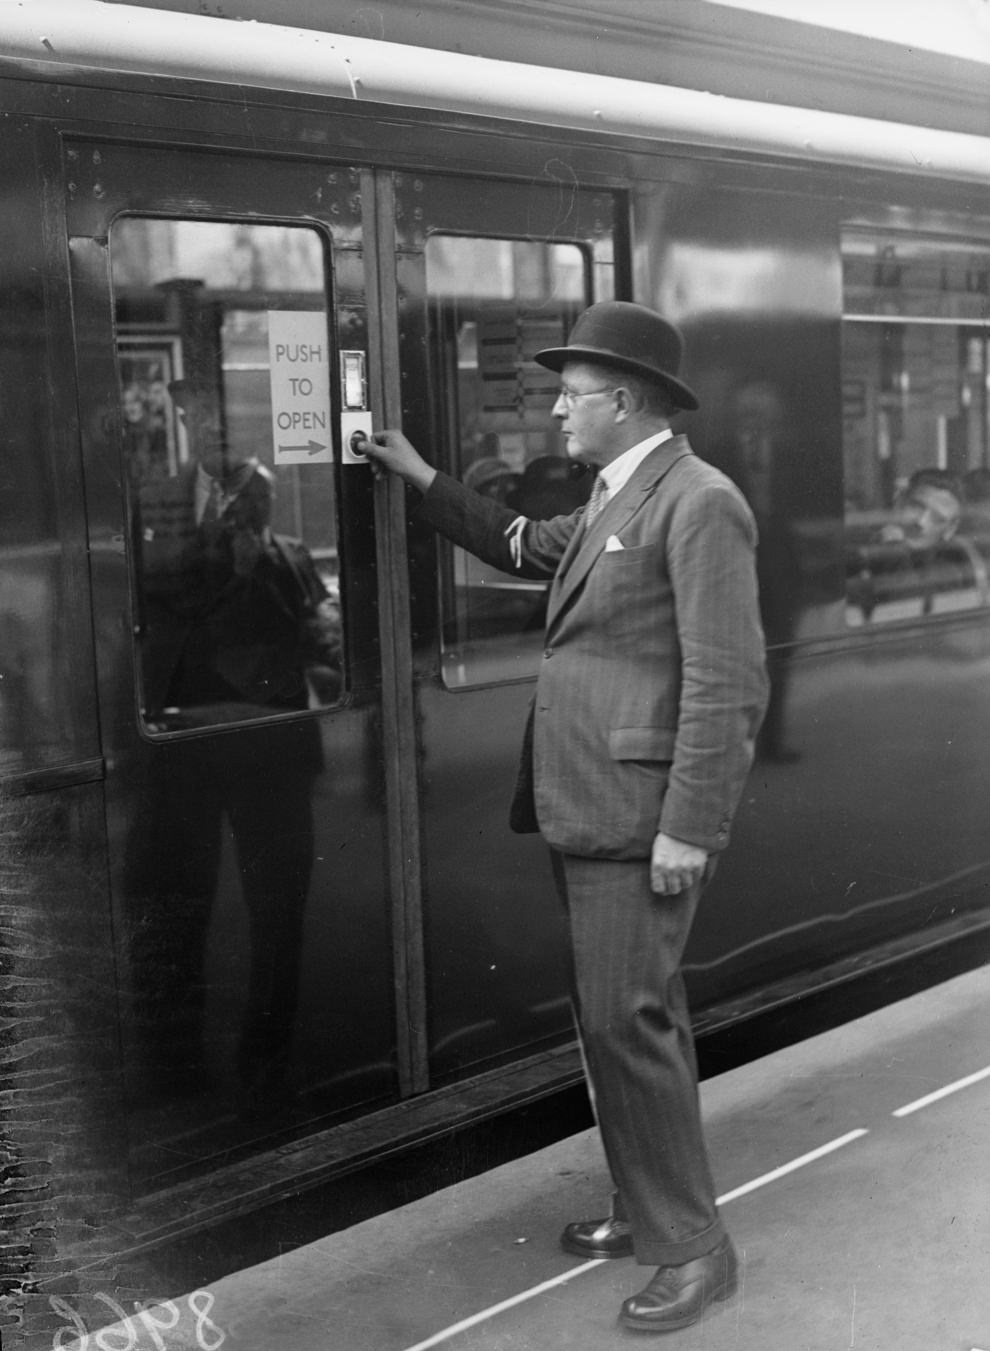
[124,373,338,1114]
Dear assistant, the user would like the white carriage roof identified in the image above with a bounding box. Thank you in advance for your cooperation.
[2,0,989,186]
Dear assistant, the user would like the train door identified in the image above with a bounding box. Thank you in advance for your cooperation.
[391,173,623,1081]
[66,145,397,1187]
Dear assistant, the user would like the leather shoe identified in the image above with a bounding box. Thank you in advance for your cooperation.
[560,1215,634,1260]
[619,1236,738,1331]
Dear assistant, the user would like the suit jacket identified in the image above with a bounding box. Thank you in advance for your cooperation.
[419,436,768,860]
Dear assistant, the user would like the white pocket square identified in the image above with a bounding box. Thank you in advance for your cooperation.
[604,534,625,552]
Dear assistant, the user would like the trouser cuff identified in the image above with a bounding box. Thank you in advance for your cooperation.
[632,1215,726,1267]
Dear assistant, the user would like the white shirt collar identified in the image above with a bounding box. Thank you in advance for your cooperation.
[598,428,674,498]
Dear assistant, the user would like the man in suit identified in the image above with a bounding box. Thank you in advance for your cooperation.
[359,301,767,1332]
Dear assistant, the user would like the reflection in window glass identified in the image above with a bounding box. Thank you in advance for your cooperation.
[842,232,990,625]
[426,236,592,687]
[111,219,343,731]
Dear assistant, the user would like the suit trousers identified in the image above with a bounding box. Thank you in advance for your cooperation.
[552,851,726,1266]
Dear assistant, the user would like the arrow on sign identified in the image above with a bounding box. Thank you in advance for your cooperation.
[278,440,327,456]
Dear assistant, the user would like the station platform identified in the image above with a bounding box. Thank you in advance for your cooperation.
[72,965,989,1350]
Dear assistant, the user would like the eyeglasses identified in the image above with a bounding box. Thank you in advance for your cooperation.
[556,385,615,407]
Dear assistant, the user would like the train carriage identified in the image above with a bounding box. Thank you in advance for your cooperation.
[1,1,989,1340]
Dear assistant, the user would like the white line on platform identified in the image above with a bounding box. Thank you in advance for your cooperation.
[715,1128,870,1203]
[892,1064,990,1117]
[399,1127,869,1351]
[400,1258,607,1351]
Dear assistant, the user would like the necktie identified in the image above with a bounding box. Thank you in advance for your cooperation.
[200,478,224,525]
[584,473,608,527]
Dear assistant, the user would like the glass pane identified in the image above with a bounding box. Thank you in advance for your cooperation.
[110,219,343,730]
[842,232,990,625]
[426,236,592,687]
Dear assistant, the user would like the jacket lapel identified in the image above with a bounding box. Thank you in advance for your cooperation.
[546,437,693,634]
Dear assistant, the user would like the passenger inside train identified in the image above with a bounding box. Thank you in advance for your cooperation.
[847,469,990,622]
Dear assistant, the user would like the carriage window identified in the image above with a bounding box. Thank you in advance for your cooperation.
[426,235,592,688]
[842,232,990,626]
[110,219,343,733]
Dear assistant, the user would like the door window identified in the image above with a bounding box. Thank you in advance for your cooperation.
[842,231,990,625]
[426,235,593,688]
[111,218,343,731]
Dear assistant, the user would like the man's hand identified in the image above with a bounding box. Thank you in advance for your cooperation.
[354,429,437,495]
[650,831,708,896]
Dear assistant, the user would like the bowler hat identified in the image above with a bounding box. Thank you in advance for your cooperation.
[535,301,699,411]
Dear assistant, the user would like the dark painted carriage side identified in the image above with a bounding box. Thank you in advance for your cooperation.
[1,4,989,1341]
